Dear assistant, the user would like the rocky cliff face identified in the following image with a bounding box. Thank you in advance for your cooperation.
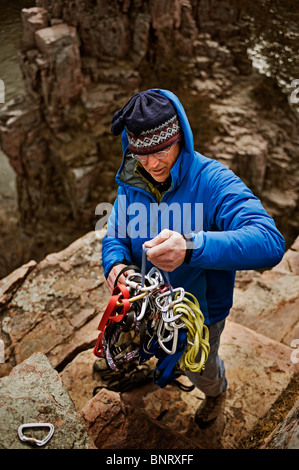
[0,0,298,451]
[0,0,298,279]
[0,232,298,449]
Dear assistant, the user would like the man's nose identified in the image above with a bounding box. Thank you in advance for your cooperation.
[147,155,160,167]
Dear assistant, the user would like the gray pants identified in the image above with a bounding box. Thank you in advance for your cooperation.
[185,319,228,397]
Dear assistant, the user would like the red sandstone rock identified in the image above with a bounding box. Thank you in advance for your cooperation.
[35,24,84,107]
[79,387,200,449]
[21,7,48,48]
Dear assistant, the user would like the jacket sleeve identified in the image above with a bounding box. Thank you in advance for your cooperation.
[101,186,133,278]
[187,163,285,270]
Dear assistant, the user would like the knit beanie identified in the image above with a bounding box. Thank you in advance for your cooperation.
[111,90,182,155]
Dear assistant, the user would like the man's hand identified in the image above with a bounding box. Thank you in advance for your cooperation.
[106,264,136,294]
[144,229,186,272]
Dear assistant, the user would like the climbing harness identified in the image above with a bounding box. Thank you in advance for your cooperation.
[92,359,195,394]
[93,360,153,394]
[94,247,210,388]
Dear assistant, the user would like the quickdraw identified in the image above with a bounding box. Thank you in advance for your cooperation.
[94,250,210,388]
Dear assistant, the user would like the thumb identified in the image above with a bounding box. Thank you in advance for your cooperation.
[144,229,172,248]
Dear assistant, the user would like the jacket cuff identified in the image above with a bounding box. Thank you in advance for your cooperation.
[183,234,193,264]
[105,258,132,278]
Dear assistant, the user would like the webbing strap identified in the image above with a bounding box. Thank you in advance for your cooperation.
[153,329,187,388]
[93,284,131,358]
[141,248,148,287]
[139,326,187,388]
[142,245,173,297]
[114,264,141,288]
[98,284,130,329]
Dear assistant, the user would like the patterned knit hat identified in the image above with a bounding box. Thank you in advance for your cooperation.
[111,90,182,155]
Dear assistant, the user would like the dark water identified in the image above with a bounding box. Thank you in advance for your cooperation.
[0,1,35,280]
[0,0,35,101]
[0,0,35,201]
[242,0,299,108]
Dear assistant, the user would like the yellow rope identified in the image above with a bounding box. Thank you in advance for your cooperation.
[172,292,210,373]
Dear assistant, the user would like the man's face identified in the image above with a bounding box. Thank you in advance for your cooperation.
[139,142,181,182]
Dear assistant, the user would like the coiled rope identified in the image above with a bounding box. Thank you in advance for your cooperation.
[172,291,210,373]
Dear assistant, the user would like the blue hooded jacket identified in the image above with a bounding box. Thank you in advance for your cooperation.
[102,89,285,325]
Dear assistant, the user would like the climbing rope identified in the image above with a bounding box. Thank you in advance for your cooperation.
[172,291,210,373]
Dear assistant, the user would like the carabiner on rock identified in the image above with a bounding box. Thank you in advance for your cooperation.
[17,423,55,447]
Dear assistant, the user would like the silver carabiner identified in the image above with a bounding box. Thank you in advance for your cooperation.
[155,287,185,311]
[136,292,149,321]
[125,272,142,290]
[126,272,159,292]
[18,423,55,447]
[157,323,178,355]
[162,308,183,324]
[156,318,178,354]
[147,266,164,284]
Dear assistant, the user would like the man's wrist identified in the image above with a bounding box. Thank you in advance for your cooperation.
[106,259,131,278]
[182,234,193,264]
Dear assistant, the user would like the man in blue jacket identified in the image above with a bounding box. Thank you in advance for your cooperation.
[101,89,285,427]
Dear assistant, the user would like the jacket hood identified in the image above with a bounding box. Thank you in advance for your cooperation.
[116,88,195,194]
[157,89,194,156]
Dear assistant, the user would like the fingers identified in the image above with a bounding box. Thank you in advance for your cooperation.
[117,270,135,285]
[146,236,173,259]
[106,264,135,293]
[144,229,170,248]
[144,230,186,271]
[144,229,179,248]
